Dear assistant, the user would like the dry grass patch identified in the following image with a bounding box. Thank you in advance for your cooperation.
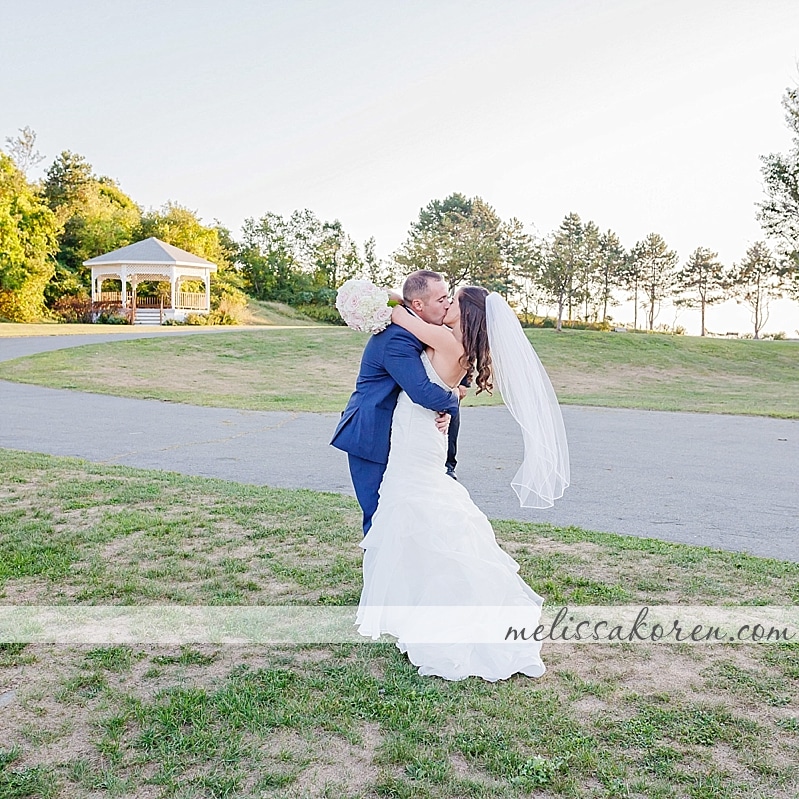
[1,450,798,798]
[2,327,798,416]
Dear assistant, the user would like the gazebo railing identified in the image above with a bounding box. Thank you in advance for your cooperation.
[95,291,208,312]
[177,292,207,310]
[96,292,171,308]
[135,296,171,308]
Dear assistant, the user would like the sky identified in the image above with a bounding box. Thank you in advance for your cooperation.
[2,0,799,335]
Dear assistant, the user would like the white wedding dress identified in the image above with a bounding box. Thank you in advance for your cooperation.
[356,352,546,682]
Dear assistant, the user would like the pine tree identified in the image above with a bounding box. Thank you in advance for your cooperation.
[675,247,727,336]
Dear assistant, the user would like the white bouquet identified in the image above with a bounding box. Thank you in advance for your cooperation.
[335,279,397,334]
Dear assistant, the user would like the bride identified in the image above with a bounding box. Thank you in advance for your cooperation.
[356,286,570,681]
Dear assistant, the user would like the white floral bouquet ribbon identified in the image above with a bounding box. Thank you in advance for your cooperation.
[335,278,397,334]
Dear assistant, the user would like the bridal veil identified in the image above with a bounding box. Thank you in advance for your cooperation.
[485,293,570,508]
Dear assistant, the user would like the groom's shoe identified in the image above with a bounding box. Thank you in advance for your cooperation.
[446,467,457,480]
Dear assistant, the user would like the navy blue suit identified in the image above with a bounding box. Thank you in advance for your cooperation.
[331,324,459,534]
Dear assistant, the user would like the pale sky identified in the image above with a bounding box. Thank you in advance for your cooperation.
[2,0,799,335]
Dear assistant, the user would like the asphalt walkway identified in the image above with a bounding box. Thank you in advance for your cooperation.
[1,332,797,562]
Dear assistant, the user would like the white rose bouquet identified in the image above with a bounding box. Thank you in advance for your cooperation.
[335,279,399,334]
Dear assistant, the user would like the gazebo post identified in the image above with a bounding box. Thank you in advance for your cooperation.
[120,266,128,308]
[170,266,177,312]
[205,270,211,312]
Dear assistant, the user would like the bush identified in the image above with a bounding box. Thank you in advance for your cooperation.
[0,279,50,323]
[89,301,131,324]
[207,309,238,325]
[51,294,93,323]
[295,303,346,325]
[519,314,611,331]
[561,319,612,332]
[94,310,131,325]
[166,309,239,327]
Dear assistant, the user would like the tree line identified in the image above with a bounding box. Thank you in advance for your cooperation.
[2,82,797,335]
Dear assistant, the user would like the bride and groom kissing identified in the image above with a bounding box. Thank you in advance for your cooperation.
[331,269,570,682]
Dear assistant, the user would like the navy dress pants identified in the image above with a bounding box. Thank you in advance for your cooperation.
[348,453,387,535]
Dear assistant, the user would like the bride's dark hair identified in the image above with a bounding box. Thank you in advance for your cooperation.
[458,286,493,395]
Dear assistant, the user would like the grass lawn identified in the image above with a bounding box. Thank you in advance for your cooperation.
[1,449,798,798]
[0,327,797,417]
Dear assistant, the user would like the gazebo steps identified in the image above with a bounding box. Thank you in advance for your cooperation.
[133,308,164,325]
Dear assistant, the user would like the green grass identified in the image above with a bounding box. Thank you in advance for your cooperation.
[241,298,332,326]
[0,327,797,416]
[1,448,798,798]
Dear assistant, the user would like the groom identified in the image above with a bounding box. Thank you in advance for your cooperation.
[331,270,460,535]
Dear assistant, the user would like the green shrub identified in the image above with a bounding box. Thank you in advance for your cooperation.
[93,308,131,324]
[94,312,130,325]
[520,315,611,331]
[169,310,239,326]
[295,304,345,325]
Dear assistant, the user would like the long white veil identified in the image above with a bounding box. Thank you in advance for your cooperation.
[485,293,570,508]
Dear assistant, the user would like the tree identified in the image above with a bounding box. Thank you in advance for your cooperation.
[238,212,307,302]
[596,230,625,323]
[363,237,381,285]
[4,126,45,178]
[42,152,140,301]
[314,220,362,291]
[575,221,601,321]
[138,202,224,264]
[209,222,247,307]
[284,209,324,273]
[727,242,784,338]
[43,151,94,207]
[539,213,584,331]
[395,193,505,290]
[539,217,619,325]
[238,209,363,304]
[758,84,799,265]
[509,229,547,323]
[619,250,644,330]
[629,233,679,330]
[139,203,245,310]
[499,218,535,302]
[363,237,400,287]
[0,154,60,321]
[675,247,727,336]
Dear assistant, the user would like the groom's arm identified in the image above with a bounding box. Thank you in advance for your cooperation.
[384,332,459,416]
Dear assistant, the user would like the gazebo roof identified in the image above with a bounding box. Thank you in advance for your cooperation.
[84,237,217,270]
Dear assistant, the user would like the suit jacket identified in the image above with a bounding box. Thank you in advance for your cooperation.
[331,324,460,464]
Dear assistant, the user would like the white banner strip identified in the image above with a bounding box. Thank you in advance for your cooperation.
[0,606,796,645]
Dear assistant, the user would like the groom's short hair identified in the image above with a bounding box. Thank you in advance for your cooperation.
[403,270,444,303]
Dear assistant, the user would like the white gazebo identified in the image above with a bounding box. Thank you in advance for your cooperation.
[84,237,218,324]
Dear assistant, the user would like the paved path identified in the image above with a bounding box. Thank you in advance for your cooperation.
[1,333,797,562]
